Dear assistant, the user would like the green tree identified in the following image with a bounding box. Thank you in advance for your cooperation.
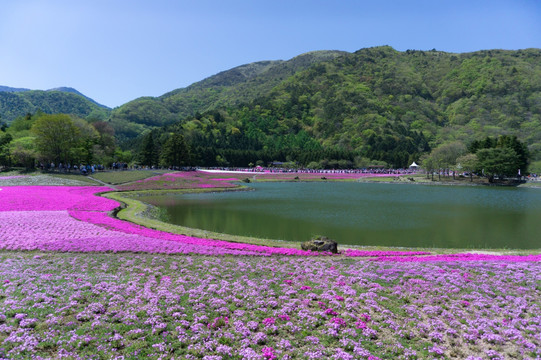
[10,137,36,169]
[496,135,529,175]
[476,147,520,182]
[139,132,158,167]
[72,118,99,164]
[160,133,190,168]
[430,141,467,178]
[31,114,81,165]
[0,132,13,168]
[470,135,529,178]
[420,153,437,180]
[456,153,478,182]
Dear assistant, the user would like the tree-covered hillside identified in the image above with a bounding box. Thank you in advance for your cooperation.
[109,51,348,140]
[2,46,540,170]
[122,46,541,168]
[0,88,110,123]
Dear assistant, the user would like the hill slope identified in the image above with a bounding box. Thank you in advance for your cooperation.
[109,50,348,138]
[0,87,110,123]
[136,46,541,168]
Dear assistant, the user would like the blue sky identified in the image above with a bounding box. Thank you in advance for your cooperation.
[1,0,540,108]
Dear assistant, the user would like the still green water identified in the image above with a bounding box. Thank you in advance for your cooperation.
[140,182,541,249]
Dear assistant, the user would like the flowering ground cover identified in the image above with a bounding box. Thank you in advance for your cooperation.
[0,186,323,256]
[117,172,241,191]
[1,176,540,359]
[0,252,539,359]
[91,170,171,185]
[116,170,399,191]
[0,186,116,212]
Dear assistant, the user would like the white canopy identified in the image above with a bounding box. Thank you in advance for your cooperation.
[409,162,419,168]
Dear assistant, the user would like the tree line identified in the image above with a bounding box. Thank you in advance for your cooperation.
[0,110,532,181]
[0,112,127,170]
[420,135,529,182]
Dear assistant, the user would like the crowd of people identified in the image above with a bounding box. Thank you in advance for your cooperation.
[34,162,541,182]
[38,162,128,174]
[197,166,419,175]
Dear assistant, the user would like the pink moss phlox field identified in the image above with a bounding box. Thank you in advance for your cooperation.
[0,210,262,255]
[118,172,239,191]
[343,249,431,257]
[0,185,318,256]
[0,254,539,358]
[116,170,405,191]
[372,253,541,263]
[0,186,117,212]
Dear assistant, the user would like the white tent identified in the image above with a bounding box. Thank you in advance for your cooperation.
[409,161,419,168]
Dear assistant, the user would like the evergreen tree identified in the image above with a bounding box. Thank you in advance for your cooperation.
[139,132,158,167]
[160,133,190,168]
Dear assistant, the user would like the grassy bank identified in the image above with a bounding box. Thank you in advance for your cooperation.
[104,190,302,250]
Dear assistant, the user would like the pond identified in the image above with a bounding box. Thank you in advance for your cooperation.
[139,182,541,249]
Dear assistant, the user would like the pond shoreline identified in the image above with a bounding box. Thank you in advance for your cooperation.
[107,179,541,255]
[2,170,539,254]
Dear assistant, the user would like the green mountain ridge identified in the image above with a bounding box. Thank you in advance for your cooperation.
[2,46,540,169]
[0,86,110,123]
[115,46,541,167]
[110,50,348,138]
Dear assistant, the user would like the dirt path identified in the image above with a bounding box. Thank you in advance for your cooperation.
[87,176,118,191]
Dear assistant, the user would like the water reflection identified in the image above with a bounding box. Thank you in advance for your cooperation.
[140,183,541,249]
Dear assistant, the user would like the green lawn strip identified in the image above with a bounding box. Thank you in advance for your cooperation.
[90,170,170,185]
[48,173,101,185]
[103,189,301,249]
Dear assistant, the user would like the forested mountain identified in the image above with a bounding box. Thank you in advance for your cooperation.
[2,46,541,170]
[109,51,348,139]
[123,46,541,168]
[0,87,110,123]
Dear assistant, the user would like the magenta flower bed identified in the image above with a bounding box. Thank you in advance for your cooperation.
[118,172,240,191]
[0,186,117,212]
[116,170,403,191]
[0,210,267,256]
[0,185,320,256]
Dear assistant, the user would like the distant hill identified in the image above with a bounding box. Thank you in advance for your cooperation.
[47,87,108,109]
[109,50,348,138]
[3,46,540,168]
[122,46,541,168]
[0,86,110,123]
[0,86,31,93]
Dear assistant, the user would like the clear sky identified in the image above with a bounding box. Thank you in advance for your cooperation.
[1,0,540,108]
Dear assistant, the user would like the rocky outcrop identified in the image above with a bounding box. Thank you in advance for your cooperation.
[301,236,338,254]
